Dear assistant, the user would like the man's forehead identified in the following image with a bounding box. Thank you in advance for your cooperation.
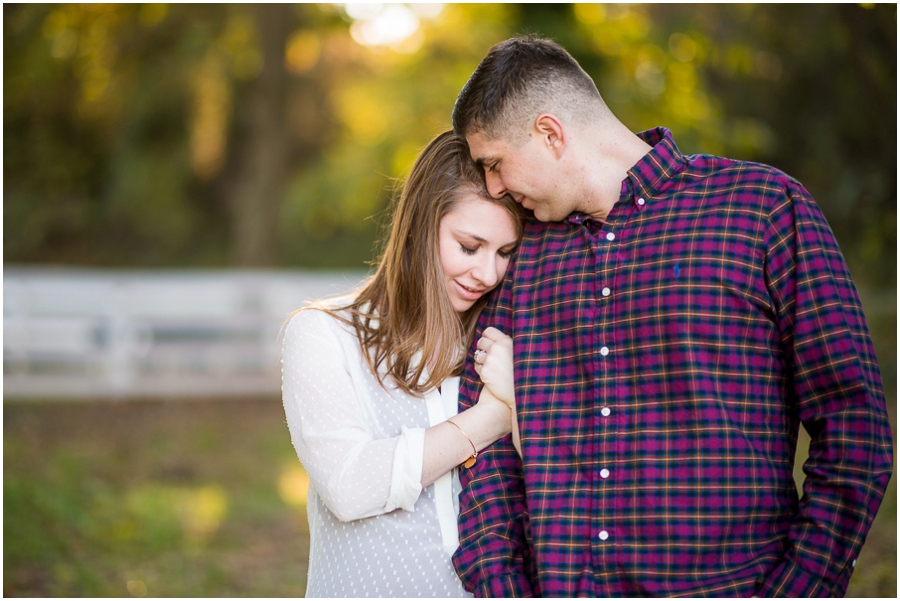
[465,132,503,164]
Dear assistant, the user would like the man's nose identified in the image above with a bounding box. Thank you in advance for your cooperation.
[485,171,506,199]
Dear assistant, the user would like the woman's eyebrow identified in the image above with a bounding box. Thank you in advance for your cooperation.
[455,229,488,243]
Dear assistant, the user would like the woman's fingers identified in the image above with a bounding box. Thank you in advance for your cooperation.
[481,326,509,341]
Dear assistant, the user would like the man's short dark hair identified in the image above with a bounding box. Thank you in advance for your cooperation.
[452,36,605,142]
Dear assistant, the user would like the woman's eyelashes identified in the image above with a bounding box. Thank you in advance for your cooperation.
[460,243,516,260]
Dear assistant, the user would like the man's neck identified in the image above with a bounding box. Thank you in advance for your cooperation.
[581,125,653,222]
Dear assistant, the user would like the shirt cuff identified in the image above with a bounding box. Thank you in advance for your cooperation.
[385,426,425,513]
[754,556,836,598]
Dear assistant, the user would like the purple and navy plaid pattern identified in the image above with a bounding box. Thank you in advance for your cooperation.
[452,128,893,597]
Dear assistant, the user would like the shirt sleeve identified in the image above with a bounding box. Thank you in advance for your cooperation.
[756,179,893,597]
[281,310,424,522]
[452,273,539,597]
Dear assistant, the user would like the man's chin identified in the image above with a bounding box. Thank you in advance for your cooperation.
[532,207,562,223]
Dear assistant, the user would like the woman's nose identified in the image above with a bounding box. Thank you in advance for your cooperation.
[472,255,499,288]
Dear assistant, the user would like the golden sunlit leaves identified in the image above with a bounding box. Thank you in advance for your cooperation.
[573,3,606,26]
[40,5,129,118]
[668,33,698,63]
[219,14,263,80]
[332,83,390,146]
[285,31,321,74]
[190,53,232,181]
[43,8,79,59]
[582,4,651,58]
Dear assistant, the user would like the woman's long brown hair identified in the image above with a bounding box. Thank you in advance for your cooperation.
[304,130,523,396]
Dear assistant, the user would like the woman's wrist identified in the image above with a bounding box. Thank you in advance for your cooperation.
[455,394,511,450]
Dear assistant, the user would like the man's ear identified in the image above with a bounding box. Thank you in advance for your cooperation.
[534,113,565,158]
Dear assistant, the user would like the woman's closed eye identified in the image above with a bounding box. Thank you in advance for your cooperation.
[460,244,477,256]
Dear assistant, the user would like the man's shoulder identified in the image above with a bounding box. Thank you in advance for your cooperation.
[684,154,796,182]
[683,154,799,190]
[674,154,807,210]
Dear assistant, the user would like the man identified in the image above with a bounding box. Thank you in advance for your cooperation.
[452,36,893,597]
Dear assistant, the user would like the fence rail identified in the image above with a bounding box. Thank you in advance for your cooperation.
[3,268,366,399]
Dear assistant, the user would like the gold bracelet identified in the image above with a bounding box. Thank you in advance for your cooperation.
[447,419,478,468]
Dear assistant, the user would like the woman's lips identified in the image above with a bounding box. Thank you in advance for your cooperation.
[454,280,485,300]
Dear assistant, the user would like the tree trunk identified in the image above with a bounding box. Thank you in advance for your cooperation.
[231,3,291,266]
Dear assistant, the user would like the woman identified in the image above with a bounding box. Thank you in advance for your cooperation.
[281,130,521,597]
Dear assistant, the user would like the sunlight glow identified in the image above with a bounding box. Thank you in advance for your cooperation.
[344,3,443,49]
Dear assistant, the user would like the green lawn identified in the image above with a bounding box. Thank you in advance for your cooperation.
[4,397,896,597]
[4,398,309,597]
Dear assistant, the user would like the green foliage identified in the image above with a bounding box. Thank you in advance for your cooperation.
[4,4,894,283]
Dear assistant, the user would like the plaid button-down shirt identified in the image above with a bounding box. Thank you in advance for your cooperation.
[453,128,893,597]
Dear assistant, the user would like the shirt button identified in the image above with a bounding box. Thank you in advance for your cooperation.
[637,197,646,206]
[600,346,610,356]
[601,287,611,297]
[598,530,609,540]
[600,468,610,479]
[606,232,616,241]
[852,559,857,568]
[601,406,611,417]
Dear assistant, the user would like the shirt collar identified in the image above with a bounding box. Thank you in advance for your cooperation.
[626,127,690,200]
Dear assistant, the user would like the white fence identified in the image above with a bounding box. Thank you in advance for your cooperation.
[3,268,366,399]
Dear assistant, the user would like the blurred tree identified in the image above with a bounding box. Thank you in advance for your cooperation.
[229,3,291,266]
[3,4,895,289]
[3,3,348,267]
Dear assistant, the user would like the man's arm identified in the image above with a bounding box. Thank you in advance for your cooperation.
[452,271,538,597]
[757,179,893,597]
[453,421,536,596]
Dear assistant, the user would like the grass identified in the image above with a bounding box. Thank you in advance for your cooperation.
[4,397,309,597]
[4,396,896,597]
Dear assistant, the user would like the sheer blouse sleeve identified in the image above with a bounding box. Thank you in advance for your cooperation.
[282,309,425,522]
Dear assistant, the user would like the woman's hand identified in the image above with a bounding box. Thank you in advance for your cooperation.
[473,327,522,457]
[473,327,515,409]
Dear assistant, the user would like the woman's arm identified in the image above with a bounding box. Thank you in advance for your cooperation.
[421,324,526,486]
[420,388,510,487]
[283,309,512,521]
[283,310,409,522]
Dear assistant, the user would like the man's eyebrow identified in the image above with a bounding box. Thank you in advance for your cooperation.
[473,154,497,167]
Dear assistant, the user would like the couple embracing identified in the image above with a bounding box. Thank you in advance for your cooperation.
[282,37,892,598]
